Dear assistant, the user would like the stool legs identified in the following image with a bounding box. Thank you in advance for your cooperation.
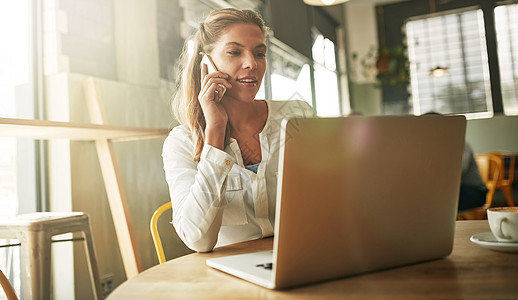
[82,228,103,300]
[18,229,103,300]
[21,230,51,300]
[0,213,103,299]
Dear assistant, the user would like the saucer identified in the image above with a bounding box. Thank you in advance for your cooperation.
[470,232,518,253]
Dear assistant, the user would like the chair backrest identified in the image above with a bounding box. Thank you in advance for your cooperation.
[150,201,172,264]
[0,268,18,300]
[489,152,515,185]
[475,154,501,186]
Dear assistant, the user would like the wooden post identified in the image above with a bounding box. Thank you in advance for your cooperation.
[83,77,143,278]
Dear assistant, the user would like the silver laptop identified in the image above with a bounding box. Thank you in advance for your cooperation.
[207,115,466,289]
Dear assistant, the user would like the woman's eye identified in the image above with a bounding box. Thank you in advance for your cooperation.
[227,51,240,56]
[256,52,266,58]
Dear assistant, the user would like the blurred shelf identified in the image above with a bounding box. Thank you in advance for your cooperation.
[0,117,169,141]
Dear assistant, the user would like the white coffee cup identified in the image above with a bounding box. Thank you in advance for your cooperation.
[487,207,518,243]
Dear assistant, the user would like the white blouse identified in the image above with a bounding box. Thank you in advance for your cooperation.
[162,100,315,252]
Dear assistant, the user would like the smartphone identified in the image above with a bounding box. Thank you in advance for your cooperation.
[201,53,227,102]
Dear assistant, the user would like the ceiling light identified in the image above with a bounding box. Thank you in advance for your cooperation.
[429,66,449,77]
[303,0,349,6]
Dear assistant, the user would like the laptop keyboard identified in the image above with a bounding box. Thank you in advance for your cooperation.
[255,263,273,270]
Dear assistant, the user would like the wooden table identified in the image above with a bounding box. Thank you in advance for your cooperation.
[108,221,518,299]
[1,111,168,278]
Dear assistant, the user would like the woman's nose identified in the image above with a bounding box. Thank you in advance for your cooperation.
[242,53,257,70]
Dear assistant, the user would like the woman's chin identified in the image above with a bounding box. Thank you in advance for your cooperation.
[224,93,258,103]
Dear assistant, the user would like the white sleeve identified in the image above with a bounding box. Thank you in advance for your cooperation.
[162,128,236,252]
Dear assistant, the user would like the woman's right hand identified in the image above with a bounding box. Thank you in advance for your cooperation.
[199,63,232,149]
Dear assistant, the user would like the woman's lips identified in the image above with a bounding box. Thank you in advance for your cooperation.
[236,77,258,86]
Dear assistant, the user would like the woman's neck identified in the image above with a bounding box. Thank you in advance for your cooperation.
[223,99,267,134]
[223,99,267,165]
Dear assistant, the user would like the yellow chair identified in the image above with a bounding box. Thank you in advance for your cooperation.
[475,154,502,208]
[458,154,502,220]
[490,152,516,207]
[150,202,172,264]
[0,268,18,300]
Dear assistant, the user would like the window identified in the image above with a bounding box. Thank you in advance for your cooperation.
[381,0,518,117]
[1,0,40,295]
[495,4,518,115]
[0,1,30,216]
[312,33,340,116]
[406,8,493,118]
[268,40,312,104]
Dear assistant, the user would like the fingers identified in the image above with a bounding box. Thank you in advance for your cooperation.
[200,71,232,103]
[199,82,226,103]
[201,72,232,90]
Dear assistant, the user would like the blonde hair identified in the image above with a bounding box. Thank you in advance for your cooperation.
[172,8,269,162]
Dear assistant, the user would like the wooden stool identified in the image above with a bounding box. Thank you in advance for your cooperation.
[0,212,103,300]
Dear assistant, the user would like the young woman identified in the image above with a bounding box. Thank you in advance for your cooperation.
[162,8,314,252]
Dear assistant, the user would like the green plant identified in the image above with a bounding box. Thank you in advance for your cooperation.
[352,44,410,87]
[375,45,409,87]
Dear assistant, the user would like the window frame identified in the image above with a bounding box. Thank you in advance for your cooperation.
[0,0,45,214]
[376,0,506,117]
[405,6,494,119]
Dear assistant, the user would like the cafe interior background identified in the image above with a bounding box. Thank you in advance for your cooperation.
[1,0,517,298]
